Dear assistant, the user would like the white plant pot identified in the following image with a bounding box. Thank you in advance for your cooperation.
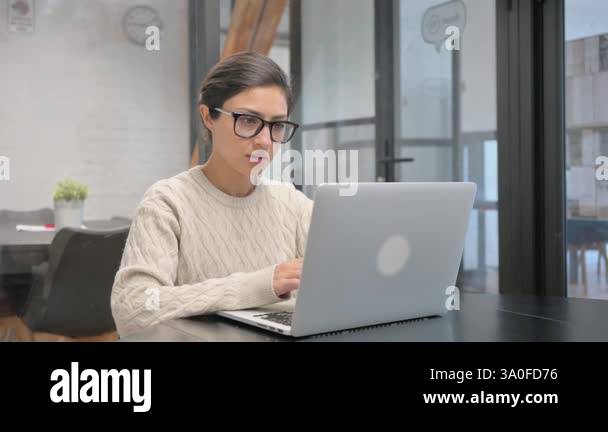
[54,200,84,229]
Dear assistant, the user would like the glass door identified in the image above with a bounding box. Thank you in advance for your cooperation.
[393,0,499,294]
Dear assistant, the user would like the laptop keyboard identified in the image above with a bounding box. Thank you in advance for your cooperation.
[254,311,293,326]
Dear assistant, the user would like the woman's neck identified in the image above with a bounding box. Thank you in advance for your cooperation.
[201,153,256,198]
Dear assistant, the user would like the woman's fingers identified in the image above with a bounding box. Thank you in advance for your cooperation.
[273,259,304,297]
[276,260,303,276]
[277,267,302,278]
[273,278,300,297]
[280,278,300,293]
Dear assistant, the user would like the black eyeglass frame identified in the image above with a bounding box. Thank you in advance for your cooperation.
[213,108,300,144]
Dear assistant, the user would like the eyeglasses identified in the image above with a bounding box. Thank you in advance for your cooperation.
[214,108,299,144]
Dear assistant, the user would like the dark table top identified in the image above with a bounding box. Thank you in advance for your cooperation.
[0,225,55,248]
[120,292,608,342]
[0,223,54,271]
[0,219,129,248]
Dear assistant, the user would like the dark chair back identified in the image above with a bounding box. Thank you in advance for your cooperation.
[83,216,131,230]
[1,208,54,316]
[23,227,129,337]
[110,216,132,226]
[567,219,608,245]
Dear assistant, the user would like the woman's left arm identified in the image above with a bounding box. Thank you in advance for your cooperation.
[293,188,314,259]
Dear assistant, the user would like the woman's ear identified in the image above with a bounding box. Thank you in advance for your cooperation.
[199,105,214,132]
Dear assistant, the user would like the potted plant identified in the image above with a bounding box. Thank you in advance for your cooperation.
[53,179,88,229]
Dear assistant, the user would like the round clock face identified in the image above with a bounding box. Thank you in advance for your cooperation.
[123,5,162,46]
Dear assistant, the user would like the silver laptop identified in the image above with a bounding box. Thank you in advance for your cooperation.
[217,182,477,337]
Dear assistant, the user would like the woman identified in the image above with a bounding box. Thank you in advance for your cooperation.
[111,52,313,337]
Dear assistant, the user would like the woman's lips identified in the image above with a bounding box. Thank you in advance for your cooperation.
[246,154,265,164]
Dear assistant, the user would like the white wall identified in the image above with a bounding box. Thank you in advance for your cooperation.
[0,0,190,219]
[301,0,375,125]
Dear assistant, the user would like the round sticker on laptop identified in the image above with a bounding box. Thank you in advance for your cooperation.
[377,235,410,277]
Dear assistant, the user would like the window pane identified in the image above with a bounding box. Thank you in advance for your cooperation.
[301,0,375,125]
[565,0,608,300]
[298,0,376,197]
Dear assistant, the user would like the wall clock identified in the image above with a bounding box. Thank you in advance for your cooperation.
[123,5,162,46]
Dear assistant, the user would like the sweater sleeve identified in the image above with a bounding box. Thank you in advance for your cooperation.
[293,187,314,259]
[111,200,282,337]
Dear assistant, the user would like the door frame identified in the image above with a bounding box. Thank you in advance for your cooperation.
[496,0,566,296]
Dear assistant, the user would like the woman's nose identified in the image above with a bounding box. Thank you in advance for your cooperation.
[254,124,273,148]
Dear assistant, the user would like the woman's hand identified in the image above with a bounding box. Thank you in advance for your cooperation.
[272,258,303,298]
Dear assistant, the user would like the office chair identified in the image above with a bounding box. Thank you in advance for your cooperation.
[1,208,54,316]
[0,208,54,225]
[110,216,132,226]
[566,219,608,294]
[22,227,128,337]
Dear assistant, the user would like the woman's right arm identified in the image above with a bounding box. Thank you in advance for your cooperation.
[110,201,283,337]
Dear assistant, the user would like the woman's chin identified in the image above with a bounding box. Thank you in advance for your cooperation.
[234,163,262,180]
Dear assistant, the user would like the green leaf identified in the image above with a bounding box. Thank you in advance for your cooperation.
[53,178,89,202]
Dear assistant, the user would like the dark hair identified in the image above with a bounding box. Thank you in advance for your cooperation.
[199,52,293,140]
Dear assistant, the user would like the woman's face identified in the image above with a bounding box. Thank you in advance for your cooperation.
[201,85,288,178]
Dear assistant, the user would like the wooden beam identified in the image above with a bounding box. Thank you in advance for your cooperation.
[221,0,266,58]
[221,0,288,58]
[192,0,287,167]
[250,0,288,54]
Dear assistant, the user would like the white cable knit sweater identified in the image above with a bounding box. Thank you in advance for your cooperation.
[111,166,314,337]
